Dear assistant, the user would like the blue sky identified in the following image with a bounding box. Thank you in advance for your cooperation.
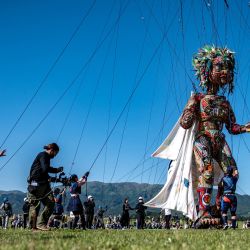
[1,0,250,194]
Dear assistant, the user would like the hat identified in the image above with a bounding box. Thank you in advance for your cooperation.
[138,196,143,200]
[24,197,28,202]
[88,195,93,199]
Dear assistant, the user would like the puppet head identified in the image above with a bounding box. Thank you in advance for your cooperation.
[192,45,235,94]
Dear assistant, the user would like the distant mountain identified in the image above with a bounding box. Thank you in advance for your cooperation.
[0,182,250,218]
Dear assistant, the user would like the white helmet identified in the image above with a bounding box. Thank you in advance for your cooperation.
[88,195,93,200]
[24,197,28,202]
[138,196,143,201]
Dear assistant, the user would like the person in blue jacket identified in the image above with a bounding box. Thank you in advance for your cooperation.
[67,173,88,229]
[217,166,238,229]
[48,187,66,228]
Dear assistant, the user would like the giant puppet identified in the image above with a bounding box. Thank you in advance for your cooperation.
[145,46,250,222]
[180,46,250,218]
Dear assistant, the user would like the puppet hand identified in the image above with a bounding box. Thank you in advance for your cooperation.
[0,149,6,157]
[245,122,250,132]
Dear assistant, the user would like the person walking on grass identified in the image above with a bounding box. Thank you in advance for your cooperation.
[217,166,238,230]
[121,198,133,229]
[67,174,88,229]
[135,197,147,229]
[27,143,63,231]
[0,197,12,229]
[84,195,95,229]
[22,198,30,229]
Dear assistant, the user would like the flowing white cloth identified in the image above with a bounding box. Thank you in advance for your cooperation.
[145,119,224,221]
[145,119,198,220]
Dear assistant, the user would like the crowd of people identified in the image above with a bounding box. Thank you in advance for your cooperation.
[0,144,244,231]
[0,144,151,231]
[1,195,242,231]
[0,194,193,230]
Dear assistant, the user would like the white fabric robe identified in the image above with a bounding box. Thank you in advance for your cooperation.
[145,119,223,221]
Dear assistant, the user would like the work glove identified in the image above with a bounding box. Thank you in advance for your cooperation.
[82,171,90,180]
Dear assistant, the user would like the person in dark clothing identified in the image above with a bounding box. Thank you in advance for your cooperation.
[67,174,87,229]
[210,203,222,227]
[96,206,107,229]
[22,198,30,229]
[135,197,147,229]
[53,188,65,216]
[27,143,63,231]
[163,208,171,229]
[48,187,66,228]
[217,166,238,230]
[84,195,95,229]
[121,198,133,228]
[0,197,12,229]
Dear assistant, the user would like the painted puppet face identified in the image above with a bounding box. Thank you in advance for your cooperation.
[209,56,233,87]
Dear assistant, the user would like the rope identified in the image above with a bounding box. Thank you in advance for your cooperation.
[203,0,223,46]
[143,0,198,94]
[141,62,157,183]
[224,0,229,9]
[201,0,206,43]
[88,33,167,172]
[191,0,204,46]
[236,68,250,162]
[149,93,172,187]
[0,0,130,173]
[28,188,54,202]
[179,0,188,101]
[142,35,165,185]
[109,104,130,183]
[150,109,169,185]
[68,0,121,175]
[223,0,228,44]
[101,2,122,202]
[0,0,97,149]
[117,157,151,182]
[56,78,86,143]
[131,0,158,184]
[156,162,167,184]
[235,0,250,34]
[116,102,179,183]
[88,3,180,174]
[127,160,165,182]
[135,0,186,188]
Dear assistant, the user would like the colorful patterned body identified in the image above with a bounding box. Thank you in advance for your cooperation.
[180,93,243,215]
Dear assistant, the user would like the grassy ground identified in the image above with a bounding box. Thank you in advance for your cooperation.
[1,228,250,250]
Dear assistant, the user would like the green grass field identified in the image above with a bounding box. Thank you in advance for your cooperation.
[1,228,250,250]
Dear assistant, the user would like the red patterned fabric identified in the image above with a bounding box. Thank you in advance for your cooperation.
[180,93,244,216]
